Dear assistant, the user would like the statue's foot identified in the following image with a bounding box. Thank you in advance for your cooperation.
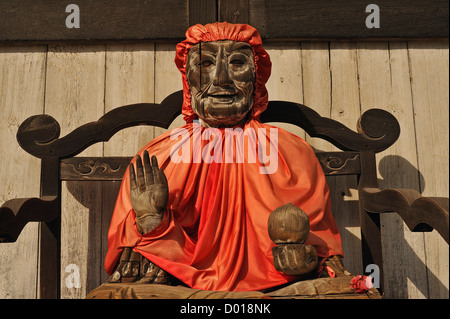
[317,255,351,278]
[107,247,176,285]
[136,260,173,284]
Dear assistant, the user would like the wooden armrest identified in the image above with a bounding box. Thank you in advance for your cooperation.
[0,196,58,243]
[360,187,449,244]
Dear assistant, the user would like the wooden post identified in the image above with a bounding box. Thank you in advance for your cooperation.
[358,151,384,294]
[38,157,61,299]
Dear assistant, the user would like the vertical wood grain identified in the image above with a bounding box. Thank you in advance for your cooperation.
[265,43,305,139]
[0,46,47,298]
[301,42,332,151]
[326,42,363,276]
[408,41,449,299]
[44,44,106,298]
[102,43,156,288]
[189,0,217,25]
[357,41,429,298]
[301,42,362,276]
[154,43,184,137]
[302,42,362,274]
[301,42,361,273]
[218,0,250,24]
[104,43,156,155]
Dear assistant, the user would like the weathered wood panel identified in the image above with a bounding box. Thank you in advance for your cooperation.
[154,43,184,137]
[1,0,448,43]
[43,44,106,298]
[300,41,363,277]
[300,43,366,271]
[190,0,217,25]
[0,46,47,298]
[356,41,428,298]
[250,0,449,40]
[326,42,363,276]
[265,43,305,139]
[104,43,156,155]
[301,42,332,152]
[408,41,449,299]
[0,0,189,43]
[101,43,157,287]
[218,0,250,24]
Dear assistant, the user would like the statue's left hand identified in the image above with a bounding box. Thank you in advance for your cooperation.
[129,151,168,234]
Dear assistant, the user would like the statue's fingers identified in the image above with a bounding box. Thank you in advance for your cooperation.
[151,155,166,185]
[129,163,138,191]
[143,150,153,185]
[156,168,168,187]
[150,155,159,169]
[135,155,146,191]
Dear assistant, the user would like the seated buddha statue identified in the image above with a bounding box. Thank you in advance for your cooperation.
[103,22,345,292]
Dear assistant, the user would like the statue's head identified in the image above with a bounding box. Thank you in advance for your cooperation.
[175,22,271,127]
[186,40,255,127]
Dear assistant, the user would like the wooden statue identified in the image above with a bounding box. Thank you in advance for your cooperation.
[102,22,348,294]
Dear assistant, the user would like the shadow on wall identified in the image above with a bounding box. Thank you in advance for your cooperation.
[377,155,425,192]
[64,180,119,297]
[376,155,447,298]
[326,154,448,298]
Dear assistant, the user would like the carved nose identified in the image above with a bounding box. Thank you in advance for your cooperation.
[213,55,232,87]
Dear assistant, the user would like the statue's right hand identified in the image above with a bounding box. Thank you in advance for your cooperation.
[129,150,168,234]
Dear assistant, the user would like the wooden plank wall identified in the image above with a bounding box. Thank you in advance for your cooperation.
[1,0,448,42]
[0,40,448,298]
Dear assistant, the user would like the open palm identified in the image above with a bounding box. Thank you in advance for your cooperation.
[129,151,168,234]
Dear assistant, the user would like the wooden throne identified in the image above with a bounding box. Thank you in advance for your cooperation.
[1,90,448,299]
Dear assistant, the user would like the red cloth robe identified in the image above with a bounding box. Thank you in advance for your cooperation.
[105,22,343,291]
[104,120,343,291]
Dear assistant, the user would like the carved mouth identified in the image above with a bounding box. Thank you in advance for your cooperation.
[209,93,237,103]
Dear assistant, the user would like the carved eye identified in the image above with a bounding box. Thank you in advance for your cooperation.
[199,59,213,67]
[230,59,244,66]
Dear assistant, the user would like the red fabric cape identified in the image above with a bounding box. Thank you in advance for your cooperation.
[104,22,343,291]
[105,120,343,291]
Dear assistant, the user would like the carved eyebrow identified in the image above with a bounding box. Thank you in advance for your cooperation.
[225,43,253,56]
[231,43,253,51]
[190,42,253,54]
[189,43,215,55]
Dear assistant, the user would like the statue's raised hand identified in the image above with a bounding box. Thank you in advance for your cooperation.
[129,151,168,234]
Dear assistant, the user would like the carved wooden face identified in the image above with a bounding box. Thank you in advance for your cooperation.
[186,40,256,127]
